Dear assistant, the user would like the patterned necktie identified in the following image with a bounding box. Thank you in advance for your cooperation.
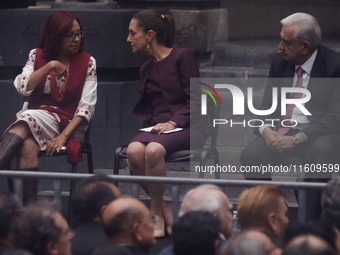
[277,66,304,136]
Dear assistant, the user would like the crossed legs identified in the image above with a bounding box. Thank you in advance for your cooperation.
[127,141,173,237]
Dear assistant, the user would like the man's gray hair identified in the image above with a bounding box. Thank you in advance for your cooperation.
[321,177,340,229]
[281,12,321,50]
[178,184,223,217]
[222,233,267,255]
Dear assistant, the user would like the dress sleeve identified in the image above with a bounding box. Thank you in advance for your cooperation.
[75,56,98,122]
[13,49,36,96]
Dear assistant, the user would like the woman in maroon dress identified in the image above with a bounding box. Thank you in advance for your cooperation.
[126,10,208,237]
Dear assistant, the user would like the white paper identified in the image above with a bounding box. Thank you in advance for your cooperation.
[139,126,183,134]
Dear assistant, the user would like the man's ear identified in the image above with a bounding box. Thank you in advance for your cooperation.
[132,223,143,243]
[100,205,107,217]
[302,41,312,54]
[267,212,277,234]
[46,241,59,255]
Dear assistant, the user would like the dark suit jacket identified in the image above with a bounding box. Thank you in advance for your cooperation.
[72,221,110,255]
[261,45,340,140]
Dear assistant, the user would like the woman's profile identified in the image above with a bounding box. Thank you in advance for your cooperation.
[126,10,210,238]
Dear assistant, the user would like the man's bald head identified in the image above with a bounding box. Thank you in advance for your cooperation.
[102,197,156,249]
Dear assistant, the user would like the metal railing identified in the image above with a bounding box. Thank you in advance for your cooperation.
[0,170,327,222]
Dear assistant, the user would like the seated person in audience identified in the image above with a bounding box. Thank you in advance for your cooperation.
[126,9,211,237]
[283,223,337,255]
[237,185,289,248]
[11,200,74,255]
[222,229,281,255]
[102,197,156,255]
[0,10,97,204]
[158,184,233,255]
[0,192,22,254]
[172,211,220,255]
[71,174,121,255]
[283,222,338,253]
[240,12,340,222]
[320,177,340,246]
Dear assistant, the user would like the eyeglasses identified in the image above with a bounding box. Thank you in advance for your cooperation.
[65,30,84,41]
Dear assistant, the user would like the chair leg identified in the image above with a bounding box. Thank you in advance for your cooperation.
[86,144,94,174]
[113,147,122,175]
[68,163,77,224]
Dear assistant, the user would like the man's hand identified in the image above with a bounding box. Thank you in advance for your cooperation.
[270,136,295,152]
[262,127,279,148]
[262,127,295,152]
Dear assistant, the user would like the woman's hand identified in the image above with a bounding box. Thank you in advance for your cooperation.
[46,133,68,156]
[49,60,68,78]
[151,121,177,134]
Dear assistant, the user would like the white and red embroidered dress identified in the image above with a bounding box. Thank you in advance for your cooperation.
[8,48,97,160]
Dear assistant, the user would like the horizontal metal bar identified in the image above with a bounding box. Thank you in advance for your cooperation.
[0,171,327,190]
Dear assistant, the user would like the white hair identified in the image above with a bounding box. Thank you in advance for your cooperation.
[281,12,321,50]
[179,184,224,217]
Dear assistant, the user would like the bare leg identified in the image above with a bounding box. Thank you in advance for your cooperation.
[127,142,150,193]
[144,142,167,236]
[127,142,146,176]
[18,138,40,169]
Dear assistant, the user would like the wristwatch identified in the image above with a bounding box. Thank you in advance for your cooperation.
[293,134,302,145]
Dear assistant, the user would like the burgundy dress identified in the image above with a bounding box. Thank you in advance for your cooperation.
[131,48,208,154]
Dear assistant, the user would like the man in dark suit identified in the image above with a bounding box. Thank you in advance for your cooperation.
[102,197,157,255]
[71,174,121,255]
[240,12,340,221]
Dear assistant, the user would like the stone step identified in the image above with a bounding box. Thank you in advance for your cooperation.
[211,39,340,68]
[212,42,278,68]
[200,65,269,78]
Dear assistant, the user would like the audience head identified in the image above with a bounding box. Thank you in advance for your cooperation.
[279,12,321,64]
[38,11,84,61]
[237,185,289,238]
[102,197,156,251]
[127,10,175,53]
[222,229,281,255]
[283,234,336,255]
[11,200,74,255]
[321,177,340,231]
[72,174,121,223]
[179,184,233,238]
[284,222,337,253]
[172,211,220,255]
[0,191,22,243]
[222,230,267,255]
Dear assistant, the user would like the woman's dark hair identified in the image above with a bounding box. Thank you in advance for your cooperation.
[133,10,175,47]
[37,11,84,61]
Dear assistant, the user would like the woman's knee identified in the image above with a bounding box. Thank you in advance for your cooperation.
[127,142,146,161]
[145,143,166,163]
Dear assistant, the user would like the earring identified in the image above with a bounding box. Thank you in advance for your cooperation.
[146,42,150,49]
